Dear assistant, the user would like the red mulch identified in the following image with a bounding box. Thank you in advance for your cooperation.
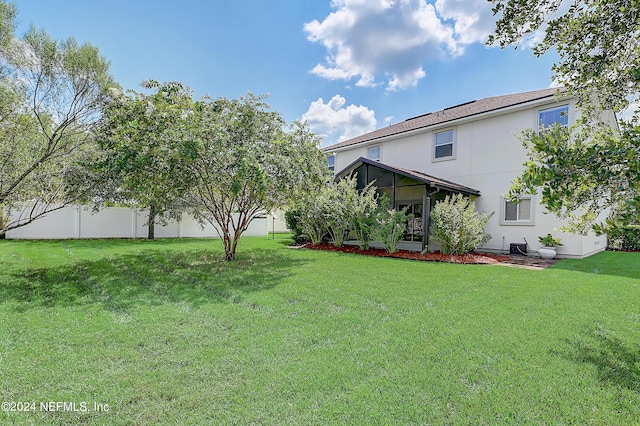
[304,243,511,265]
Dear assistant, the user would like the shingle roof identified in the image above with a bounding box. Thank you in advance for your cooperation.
[337,157,481,196]
[324,88,564,151]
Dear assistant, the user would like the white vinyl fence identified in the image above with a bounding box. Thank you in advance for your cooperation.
[5,205,269,239]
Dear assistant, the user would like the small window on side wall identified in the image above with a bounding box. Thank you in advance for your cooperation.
[367,145,381,162]
[501,196,534,225]
[434,129,454,161]
[327,155,335,173]
[539,105,569,130]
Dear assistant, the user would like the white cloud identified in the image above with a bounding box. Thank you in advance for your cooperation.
[435,0,496,46]
[301,95,377,145]
[304,0,495,90]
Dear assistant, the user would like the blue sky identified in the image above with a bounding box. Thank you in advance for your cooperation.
[12,0,558,146]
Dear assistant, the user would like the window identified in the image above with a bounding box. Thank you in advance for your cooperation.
[539,105,569,130]
[327,155,335,173]
[501,196,534,225]
[367,145,381,162]
[434,129,454,160]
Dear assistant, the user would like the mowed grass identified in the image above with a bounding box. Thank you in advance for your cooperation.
[1,237,639,425]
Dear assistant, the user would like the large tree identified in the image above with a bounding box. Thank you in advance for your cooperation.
[490,0,640,232]
[93,81,195,239]
[508,121,640,234]
[489,0,640,117]
[187,93,327,260]
[0,11,117,236]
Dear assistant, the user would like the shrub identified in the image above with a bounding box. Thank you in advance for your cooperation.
[349,181,379,250]
[373,197,410,253]
[607,225,640,251]
[323,176,355,247]
[284,209,310,245]
[291,191,327,245]
[429,194,493,255]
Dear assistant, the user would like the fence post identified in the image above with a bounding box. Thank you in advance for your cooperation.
[75,205,81,239]
[132,208,137,239]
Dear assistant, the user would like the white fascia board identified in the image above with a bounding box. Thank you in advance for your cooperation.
[329,94,572,154]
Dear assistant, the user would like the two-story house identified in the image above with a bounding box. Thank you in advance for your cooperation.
[324,88,613,258]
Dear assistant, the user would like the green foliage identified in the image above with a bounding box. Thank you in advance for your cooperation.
[0,19,117,236]
[605,225,640,251]
[373,195,410,253]
[323,176,355,247]
[538,233,562,247]
[93,80,195,239]
[187,93,327,260]
[429,194,493,255]
[291,174,379,249]
[489,0,640,117]
[292,177,416,253]
[284,209,309,244]
[509,122,640,234]
[0,0,16,50]
[349,179,379,250]
[491,0,640,234]
[290,192,327,245]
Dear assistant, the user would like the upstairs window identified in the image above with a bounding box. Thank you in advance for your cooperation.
[367,145,381,162]
[539,105,569,130]
[434,129,454,160]
[327,155,335,173]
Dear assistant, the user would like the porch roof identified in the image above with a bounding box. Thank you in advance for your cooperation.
[336,157,481,197]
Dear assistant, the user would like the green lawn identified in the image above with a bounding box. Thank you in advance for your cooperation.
[1,237,639,425]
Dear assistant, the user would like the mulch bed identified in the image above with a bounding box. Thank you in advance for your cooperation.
[303,243,512,265]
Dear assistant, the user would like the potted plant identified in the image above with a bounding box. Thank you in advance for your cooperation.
[538,234,562,259]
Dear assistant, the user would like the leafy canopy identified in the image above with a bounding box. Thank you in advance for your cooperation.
[489,0,640,117]
[0,10,117,235]
[490,0,640,232]
[509,122,640,234]
[187,93,327,260]
[93,80,195,239]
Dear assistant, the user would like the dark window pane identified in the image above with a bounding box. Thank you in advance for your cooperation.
[355,165,367,190]
[368,166,393,187]
[396,174,422,186]
[435,143,453,158]
[505,201,518,221]
[395,185,425,202]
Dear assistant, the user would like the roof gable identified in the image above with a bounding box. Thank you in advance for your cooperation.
[336,157,481,197]
[325,88,565,151]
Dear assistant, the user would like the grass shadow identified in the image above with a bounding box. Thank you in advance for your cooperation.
[2,248,309,313]
[555,325,640,392]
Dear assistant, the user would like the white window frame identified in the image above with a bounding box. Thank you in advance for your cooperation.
[538,105,569,131]
[432,129,455,162]
[500,196,535,226]
[327,154,335,173]
[367,145,381,162]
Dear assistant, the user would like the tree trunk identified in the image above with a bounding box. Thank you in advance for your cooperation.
[0,210,5,239]
[148,203,156,240]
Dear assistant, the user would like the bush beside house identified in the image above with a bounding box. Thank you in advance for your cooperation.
[289,179,492,256]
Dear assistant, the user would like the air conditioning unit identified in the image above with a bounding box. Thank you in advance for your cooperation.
[509,243,527,255]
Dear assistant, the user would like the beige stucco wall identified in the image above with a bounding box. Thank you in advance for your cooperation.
[330,97,608,258]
